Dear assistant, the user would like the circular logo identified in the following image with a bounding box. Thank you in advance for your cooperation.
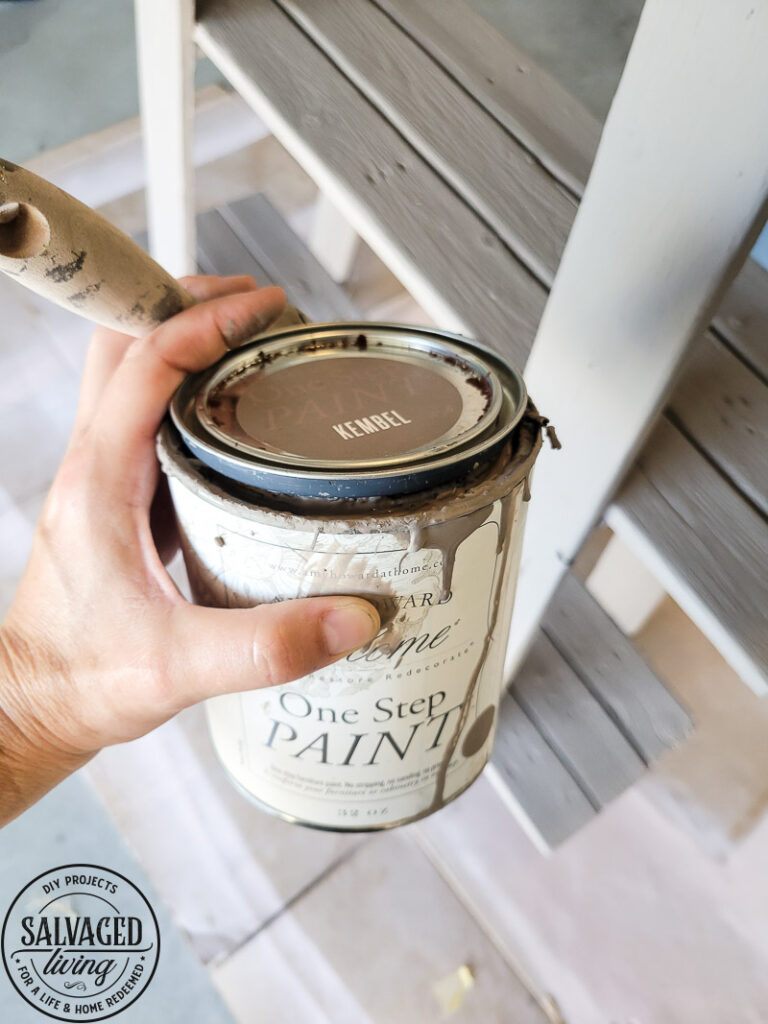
[2,864,160,1022]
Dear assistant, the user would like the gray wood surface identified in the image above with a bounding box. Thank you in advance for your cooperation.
[196,0,547,365]
[373,0,600,195]
[618,418,768,680]
[196,207,273,282]
[281,0,576,286]
[511,633,647,806]
[222,196,362,319]
[712,257,768,381]
[491,693,597,847]
[669,330,768,517]
[543,573,692,761]
[197,197,362,321]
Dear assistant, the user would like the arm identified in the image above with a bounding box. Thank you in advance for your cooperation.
[0,275,379,826]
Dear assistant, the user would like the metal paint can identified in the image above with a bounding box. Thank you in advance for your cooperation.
[157,323,544,830]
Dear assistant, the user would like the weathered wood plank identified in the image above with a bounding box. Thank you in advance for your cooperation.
[508,0,768,673]
[373,0,600,195]
[712,257,768,381]
[195,0,547,364]
[196,206,274,282]
[222,195,362,319]
[543,573,692,761]
[281,0,576,285]
[669,331,768,516]
[212,831,549,1023]
[282,0,767,527]
[613,418,768,692]
[490,694,596,850]
[511,633,646,806]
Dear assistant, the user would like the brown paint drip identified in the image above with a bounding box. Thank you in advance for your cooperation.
[406,503,493,601]
[426,486,518,813]
[461,705,496,758]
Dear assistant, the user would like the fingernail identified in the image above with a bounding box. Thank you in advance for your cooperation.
[322,601,379,656]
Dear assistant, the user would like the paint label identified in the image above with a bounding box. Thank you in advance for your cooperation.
[170,478,526,828]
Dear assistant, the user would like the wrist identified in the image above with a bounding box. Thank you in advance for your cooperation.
[0,623,91,825]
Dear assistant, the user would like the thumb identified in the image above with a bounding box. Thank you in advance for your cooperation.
[168,596,380,707]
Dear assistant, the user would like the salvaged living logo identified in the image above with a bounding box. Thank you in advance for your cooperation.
[1,864,160,1022]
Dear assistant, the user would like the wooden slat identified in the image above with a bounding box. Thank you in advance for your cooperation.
[195,0,546,364]
[511,633,646,806]
[614,418,768,691]
[213,831,550,1023]
[543,573,692,761]
[507,0,768,674]
[196,206,274,282]
[222,195,362,319]
[490,693,596,849]
[669,331,768,517]
[197,199,361,320]
[712,257,768,381]
[280,0,576,285]
[373,0,600,195]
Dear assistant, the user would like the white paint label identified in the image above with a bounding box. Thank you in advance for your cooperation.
[170,478,525,828]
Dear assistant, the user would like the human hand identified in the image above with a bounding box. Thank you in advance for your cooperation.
[0,275,380,824]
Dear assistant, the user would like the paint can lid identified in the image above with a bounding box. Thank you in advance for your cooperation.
[170,323,527,498]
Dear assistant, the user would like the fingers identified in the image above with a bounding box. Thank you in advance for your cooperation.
[168,596,381,707]
[74,275,261,437]
[89,284,286,504]
[72,326,135,440]
[179,274,258,302]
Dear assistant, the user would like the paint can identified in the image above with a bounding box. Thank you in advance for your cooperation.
[157,323,544,830]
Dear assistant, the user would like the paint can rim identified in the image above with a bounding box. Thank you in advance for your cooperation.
[169,322,528,498]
